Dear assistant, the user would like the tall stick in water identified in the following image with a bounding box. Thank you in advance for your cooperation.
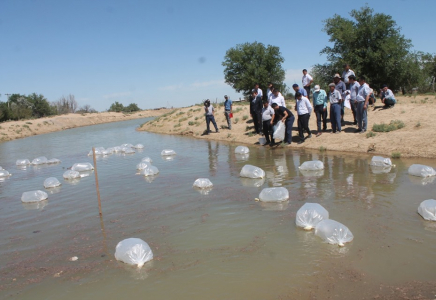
[92,147,103,216]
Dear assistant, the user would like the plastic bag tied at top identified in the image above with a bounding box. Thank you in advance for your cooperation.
[193,178,213,189]
[258,187,289,202]
[315,219,354,247]
[234,146,249,154]
[273,122,285,141]
[115,238,153,268]
[141,165,159,177]
[63,170,81,180]
[240,164,265,179]
[408,164,436,178]
[161,149,176,156]
[418,199,436,221]
[44,177,61,188]
[370,156,392,167]
[71,163,94,172]
[296,203,329,230]
[21,190,48,203]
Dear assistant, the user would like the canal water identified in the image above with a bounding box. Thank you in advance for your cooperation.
[0,118,435,299]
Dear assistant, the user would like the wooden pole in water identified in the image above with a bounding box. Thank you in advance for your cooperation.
[92,147,103,216]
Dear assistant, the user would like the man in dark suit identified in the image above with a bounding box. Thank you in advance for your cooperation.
[250,89,263,134]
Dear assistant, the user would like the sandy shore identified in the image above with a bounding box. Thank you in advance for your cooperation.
[138,95,436,158]
[0,109,170,142]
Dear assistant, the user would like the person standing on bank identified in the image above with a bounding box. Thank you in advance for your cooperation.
[329,83,343,133]
[356,76,371,133]
[261,100,275,146]
[253,83,263,100]
[348,75,360,125]
[334,73,346,125]
[271,103,295,145]
[250,90,263,134]
[267,83,274,99]
[292,84,307,99]
[302,69,313,101]
[223,95,232,130]
[295,92,313,144]
[380,84,396,108]
[269,88,286,107]
[312,85,328,136]
[342,64,355,90]
[204,99,219,134]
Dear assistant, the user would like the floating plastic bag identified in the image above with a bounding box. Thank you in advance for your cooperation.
[273,122,285,141]
[122,147,135,154]
[113,146,122,153]
[299,160,324,171]
[133,144,144,149]
[193,178,213,189]
[259,137,266,145]
[106,147,115,154]
[47,158,61,164]
[63,170,81,180]
[121,143,134,148]
[240,164,265,179]
[16,159,30,166]
[71,163,94,172]
[141,165,159,177]
[32,156,48,165]
[370,165,392,174]
[44,177,61,188]
[114,238,153,268]
[296,203,329,230]
[136,162,151,170]
[418,199,436,221]
[21,190,48,203]
[235,146,249,154]
[0,170,11,177]
[258,187,289,202]
[408,164,436,178]
[88,147,106,156]
[141,157,153,163]
[161,149,176,156]
[370,156,392,167]
[315,219,354,247]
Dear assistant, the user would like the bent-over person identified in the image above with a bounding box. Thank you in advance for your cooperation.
[271,103,295,145]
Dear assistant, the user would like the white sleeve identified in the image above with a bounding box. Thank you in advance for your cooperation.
[308,74,313,81]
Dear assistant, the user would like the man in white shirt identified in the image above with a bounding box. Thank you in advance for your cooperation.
[302,69,313,101]
[356,76,371,133]
[329,83,342,133]
[342,64,355,90]
[266,83,274,99]
[295,92,313,143]
[269,89,286,107]
[380,84,396,108]
[261,100,275,146]
[253,84,263,99]
[348,75,360,125]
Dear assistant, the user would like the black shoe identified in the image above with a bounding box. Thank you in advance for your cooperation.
[355,129,362,133]
[353,121,357,125]
[323,128,327,132]
[307,134,312,139]
[269,143,275,147]
[216,130,219,133]
[264,142,270,146]
[297,140,304,144]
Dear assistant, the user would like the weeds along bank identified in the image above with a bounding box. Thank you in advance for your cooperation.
[139,95,436,158]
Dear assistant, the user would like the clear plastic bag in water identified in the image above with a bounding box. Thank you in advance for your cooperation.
[418,199,436,221]
[0,170,11,177]
[161,149,176,156]
[32,156,48,165]
[141,165,159,177]
[136,162,151,170]
[16,159,30,166]
[370,156,392,167]
[235,146,249,154]
[240,165,265,179]
[408,164,436,178]
[273,122,285,141]
[133,144,144,149]
[113,146,122,153]
[314,219,354,247]
[193,178,213,189]
[44,177,61,188]
[296,203,329,230]
[71,163,94,172]
[258,187,289,202]
[88,147,106,156]
[115,238,153,268]
[21,190,48,203]
[121,143,134,148]
[63,170,81,180]
[122,147,135,154]
[141,157,153,163]
[299,160,324,171]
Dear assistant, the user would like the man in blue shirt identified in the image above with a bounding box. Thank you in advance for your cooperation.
[380,84,396,108]
[292,84,307,99]
[223,95,233,129]
[312,85,328,136]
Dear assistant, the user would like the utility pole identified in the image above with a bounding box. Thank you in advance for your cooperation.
[5,94,11,108]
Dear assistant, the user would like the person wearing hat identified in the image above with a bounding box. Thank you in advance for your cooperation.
[223,95,233,130]
[292,84,307,99]
[204,99,219,134]
[302,69,313,101]
[348,75,360,125]
[356,76,371,133]
[380,84,396,108]
[312,84,328,136]
[342,64,355,90]
[329,83,342,133]
[333,73,346,125]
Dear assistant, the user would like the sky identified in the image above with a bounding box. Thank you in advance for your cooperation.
[1,0,435,111]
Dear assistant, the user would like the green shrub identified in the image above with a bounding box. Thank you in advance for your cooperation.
[391,152,401,159]
[174,123,181,128]
[372,120,405,132]
[188,121,195,126]
[415,121,421,128]
[366,131,376,138]
[179,117,188,122]
[242,115,249,120]
[319,146,327,152]
[234,117,239,124]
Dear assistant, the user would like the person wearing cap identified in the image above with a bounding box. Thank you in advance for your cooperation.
[302,69,313,101]
[271,103,295,145]
[348,75,360,125]
[252,83,263,100]
[261,100,275,146]
[342,64,355,90]
[269,88,286,107]
[292,84,307,99]
[356,76,371,133]
[204,99,219,134]
[329,83,342,133]
[334,73,347,125]
[250,89,263,134]
[380,84,396,108]
[223,95,233,130]
[312,85,328,136]
[295,92,313,144]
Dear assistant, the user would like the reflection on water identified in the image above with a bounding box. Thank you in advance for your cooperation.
[0,118,436,299]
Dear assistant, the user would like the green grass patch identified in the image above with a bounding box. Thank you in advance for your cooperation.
[391,152,401,159]
[188,121,195,126]
[242,115,249,120]
[174,123,181,128]
[366,131,376,138]
[319,146,327,152]
[372,120,405,132]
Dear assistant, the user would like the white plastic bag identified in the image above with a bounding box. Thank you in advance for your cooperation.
[32,156,48,165]
[0,170,11,177]
[122,147,135,154]
[21,190,48,203]
[299,160,324,171]
[296,203,329,230]
[161,149,176,156]
[240,165,265,179]
[115,238,153,268]
[408,164,436,178]
[71,163,94,172]
[63,170,81,180]
[273,122,285,141]
[193,178,213,189]
[133,144,144,149]
[113,146,122,153]
[370,156,392,167]
[141,157,153,163]
[258,137,266,145]
[141,165,159,177]
[16,159,31,166]
[315,219,354,247]
[258,187,289,202]
[44,177,61,188]
[121,143,134,148]
[418,199,436,221]
[136,162,151,170]
[235,146,249,154]
[88,147,106,156]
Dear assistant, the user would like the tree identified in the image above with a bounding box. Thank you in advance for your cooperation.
[315,6,413,92]
[76,104,97,113]
[54,94,78,114]
[27,93,53,118]
[123,103,140,112]
[108,101,124,112]
[222,42,286,97]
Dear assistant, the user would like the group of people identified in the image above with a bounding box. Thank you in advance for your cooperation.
[203,64,397,146]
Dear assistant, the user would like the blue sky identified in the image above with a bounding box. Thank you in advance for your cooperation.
[1,0,435,111]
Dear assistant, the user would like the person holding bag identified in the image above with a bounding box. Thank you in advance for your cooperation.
[271,103,295,145]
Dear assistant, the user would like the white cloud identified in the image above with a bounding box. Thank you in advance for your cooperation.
[102,92,132,99]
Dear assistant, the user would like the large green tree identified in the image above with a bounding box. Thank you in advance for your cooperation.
[315,6,415,92]
[222,42,286,97]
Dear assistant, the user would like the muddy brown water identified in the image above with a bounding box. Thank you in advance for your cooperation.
[0,118,435,299]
